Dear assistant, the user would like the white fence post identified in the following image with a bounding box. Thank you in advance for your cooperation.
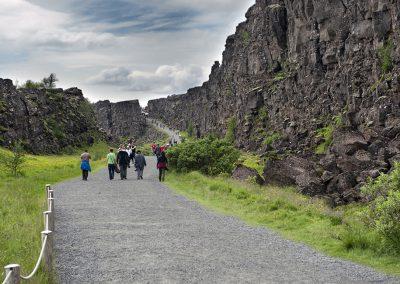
[3,264,20,284]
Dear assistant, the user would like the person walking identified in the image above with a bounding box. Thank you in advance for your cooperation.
[107,148,117,180]
[80,150,91,181]
[117,146,130,180]
[134,150,147,180]
[155,144,161,157]
[157,151,168,182]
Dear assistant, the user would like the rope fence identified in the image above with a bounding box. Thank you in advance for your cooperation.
[2,185,55,284]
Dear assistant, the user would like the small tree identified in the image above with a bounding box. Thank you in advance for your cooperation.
[1,141,26,177]
[42,73,58,89]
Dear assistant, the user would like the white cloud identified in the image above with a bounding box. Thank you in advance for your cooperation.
[88,64,206,94]
[0,0,118,48]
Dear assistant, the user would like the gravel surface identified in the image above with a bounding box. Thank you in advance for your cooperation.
[54,158,397,283]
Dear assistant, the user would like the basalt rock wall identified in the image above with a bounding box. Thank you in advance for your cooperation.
[94,100,146,141]
[0,78,103,154]
[147,0,400,204]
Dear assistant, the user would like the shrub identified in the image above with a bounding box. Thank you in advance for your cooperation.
[374,191,400,249]
[362,163,400,251]
[315,125,334,154]
[166,136,240,176]
[0,142,26,177]
[225,117,236,144]
[21,80,44,89]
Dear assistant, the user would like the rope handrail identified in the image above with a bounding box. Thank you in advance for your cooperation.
[3,184,54,284]
[20,234,49,280]
[1,271,12,284]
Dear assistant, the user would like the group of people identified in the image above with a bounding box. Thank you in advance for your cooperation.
[106,144,147,180]
[80,142,168,182]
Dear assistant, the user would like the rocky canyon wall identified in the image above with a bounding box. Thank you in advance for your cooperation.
[147,0,400,204]
[0,78,103,154]
[94,100,147,141]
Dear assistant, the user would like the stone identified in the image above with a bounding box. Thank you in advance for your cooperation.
[232,164,264,185]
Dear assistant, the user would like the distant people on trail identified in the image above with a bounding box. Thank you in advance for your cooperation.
[80,150,91,181]
[134,151,147,180]
[126,146,132,168]
[117,145,130,180]
[107,148,117,180]
[157,151,168,182]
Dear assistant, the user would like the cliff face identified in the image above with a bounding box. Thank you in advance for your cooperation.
[94,100,146,140]
[0,78,103,154]
[147,0,400,204]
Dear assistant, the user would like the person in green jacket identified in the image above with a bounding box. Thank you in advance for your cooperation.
[107,148,117,180]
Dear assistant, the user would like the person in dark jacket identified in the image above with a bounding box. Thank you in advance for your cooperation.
[134,150,147,180]
[157,151,168,182]
[117,146,130,180]
[154,144,161,157]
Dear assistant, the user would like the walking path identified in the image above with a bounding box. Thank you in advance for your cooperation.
[54,159,396,283]
[147,118,181,144]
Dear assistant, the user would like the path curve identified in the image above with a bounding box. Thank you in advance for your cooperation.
[54,159,396,283]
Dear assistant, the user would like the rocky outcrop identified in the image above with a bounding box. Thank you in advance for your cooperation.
[232,164,264,185]
[0,78,103,154]
[147,0,400,204]
[94,100,146,141]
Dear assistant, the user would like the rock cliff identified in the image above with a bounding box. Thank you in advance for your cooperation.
[0,78,103,154]
[147,0,400,204]
[93,100,147,141]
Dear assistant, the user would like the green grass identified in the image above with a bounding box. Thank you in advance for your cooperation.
[0,142,108,283]
[165,171,400,276]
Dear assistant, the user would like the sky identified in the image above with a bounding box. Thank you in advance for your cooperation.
[0,0,254,105]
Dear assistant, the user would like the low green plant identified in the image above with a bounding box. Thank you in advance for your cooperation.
[273,71,287,81]
[378,39,394,74]
[242,30,250,46]
[166,136,240,176]
[263,132,281,146]
[315,125,334,154]
[225,117,236,144]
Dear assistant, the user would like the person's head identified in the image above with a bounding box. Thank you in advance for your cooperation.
[137,150,141,154]
[85,150,88,153]
[109,148,113,152]
[157,144,160,147]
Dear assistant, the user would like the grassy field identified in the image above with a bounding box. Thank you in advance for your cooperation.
[0,142,108,283]
[165,171,400,276]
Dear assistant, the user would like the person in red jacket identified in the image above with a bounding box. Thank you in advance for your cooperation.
[157,151,168,182]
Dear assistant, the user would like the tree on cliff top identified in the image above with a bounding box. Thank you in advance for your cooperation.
[42,73,58,89]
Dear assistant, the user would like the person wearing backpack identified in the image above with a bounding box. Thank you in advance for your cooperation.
[80,150,91,181]
[157,151,168,182]
[107,148,117,180]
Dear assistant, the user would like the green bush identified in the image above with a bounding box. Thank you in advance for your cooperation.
[362,163,400,251]
[166,136,240,175]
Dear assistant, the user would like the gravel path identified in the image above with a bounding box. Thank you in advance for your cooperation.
[54,158,397,283]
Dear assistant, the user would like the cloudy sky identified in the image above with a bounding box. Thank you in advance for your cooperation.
[0,0,254,105]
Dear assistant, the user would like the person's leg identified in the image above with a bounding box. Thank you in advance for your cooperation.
[82,170,85,180]
[83,170,88,180]
[111,164,115,180]
[161,168,166,181]
[159,169,162,182]
[120,165,124,180]
[124,165,128,179]
[137,168,141,180]
[141,168,144,179]
[108,165,112,180]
